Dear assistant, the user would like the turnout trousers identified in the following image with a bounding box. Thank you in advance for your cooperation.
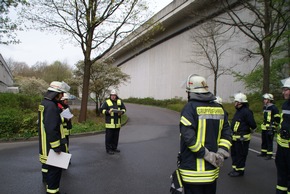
[42,163,48,183]
[46,165,62,194]
[183,181,217,194]
[105,128,120,152]
[261,130,274,156]
[231,140,250,173]
[275,145,290,194]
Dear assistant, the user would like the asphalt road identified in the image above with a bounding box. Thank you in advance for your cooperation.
[0,103,277,194]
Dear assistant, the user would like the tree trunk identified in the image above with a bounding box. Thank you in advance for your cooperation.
[78,60,92,122]
[263,0,270,94]
[95,101,100,116]
[263,40,271,93]
[288,22,290,77]
[214,73,217,96]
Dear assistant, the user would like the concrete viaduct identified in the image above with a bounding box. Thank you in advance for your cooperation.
[105,0,257,102]
[0,54,16,93]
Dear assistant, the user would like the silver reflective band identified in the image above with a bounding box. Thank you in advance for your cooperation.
[282,110,290,115]
[199,115,224,120]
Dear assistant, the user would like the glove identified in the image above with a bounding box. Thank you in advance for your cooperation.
[215,154,224,167]
[203,148,218,167]
[217,148,230,159]
[215,148,230,167]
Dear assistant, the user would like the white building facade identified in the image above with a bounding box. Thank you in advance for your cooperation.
[105,0,259,102]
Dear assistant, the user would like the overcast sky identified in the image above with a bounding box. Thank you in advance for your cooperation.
[0,1,173,67]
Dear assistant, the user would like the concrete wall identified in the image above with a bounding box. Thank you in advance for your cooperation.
[0,54,14,92]
[105,0,259,102]
[118,29,256,101]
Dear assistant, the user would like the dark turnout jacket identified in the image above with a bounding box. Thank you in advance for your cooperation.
[38,92,66,164]
[178,92,232,184]
[231,105,257,141]
[100,97,126,129]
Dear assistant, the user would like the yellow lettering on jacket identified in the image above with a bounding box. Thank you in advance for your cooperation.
[196,107,224,115]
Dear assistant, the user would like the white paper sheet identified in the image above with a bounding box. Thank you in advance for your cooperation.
[60,108,74,119]
[46,149,72,169]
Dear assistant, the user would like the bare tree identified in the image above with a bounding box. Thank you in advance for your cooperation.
[5,58,30,76]
[189,20,236,95]
[7,58,73,83]
[20,0,150,122]
[217,0,290,93]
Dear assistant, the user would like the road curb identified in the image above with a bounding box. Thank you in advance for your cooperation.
[0,117,129,143]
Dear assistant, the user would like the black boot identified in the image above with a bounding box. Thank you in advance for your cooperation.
[257,153,266,157]
[228,170,244,177]
[264,155,272,160]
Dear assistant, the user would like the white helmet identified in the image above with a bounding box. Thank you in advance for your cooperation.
[61,93,69,101]
[263,93,274,101]
[234,93,248,103]
[186,74,209,93]
[48,81,70,93]
[281,77,290,88]
[214,96,223,105]
[110,89,117,95]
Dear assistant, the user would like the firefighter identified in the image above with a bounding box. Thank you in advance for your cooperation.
[100,89,126,155]
[275,77,290,194]
[59,93,73,153]
[177,74,232,194]
[38,81,70,194]
[228,93,257,177]
[258,93,280,160]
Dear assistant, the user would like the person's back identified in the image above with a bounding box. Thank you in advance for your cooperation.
[177,74,232,194]
[179,99,230,168]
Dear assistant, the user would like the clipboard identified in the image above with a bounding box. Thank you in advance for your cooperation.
[112,109,124,113]
[60,108,74,119]
[46,149,72,169]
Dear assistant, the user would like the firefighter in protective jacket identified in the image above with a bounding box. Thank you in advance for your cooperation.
[100,89,126,155]
[58,93,73,153]
[38,81,70,194]
[275,77,290,194]
[258,93,280,160]
[228,93,257,177]
[178,74,232,194]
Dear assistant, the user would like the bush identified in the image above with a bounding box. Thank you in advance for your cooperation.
[124,97,186,108]
[0,108,24,139]
[0,93,40,140]
[0,93,132,141]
